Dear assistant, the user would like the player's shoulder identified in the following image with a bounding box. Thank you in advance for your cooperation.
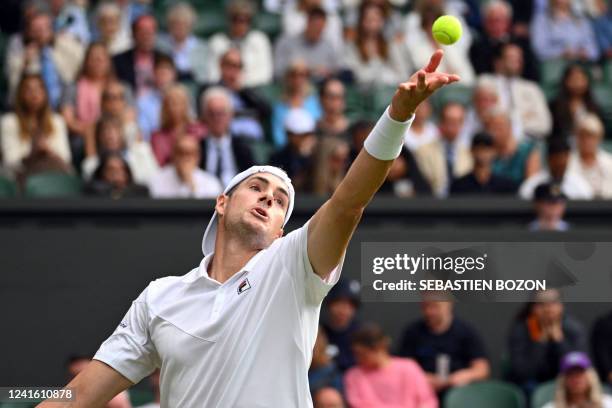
[141,268,200,302]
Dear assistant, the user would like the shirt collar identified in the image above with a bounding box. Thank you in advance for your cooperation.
[208,135,231,148]
[196,249,265,286]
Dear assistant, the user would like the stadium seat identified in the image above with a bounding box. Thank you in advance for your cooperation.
[254,12,282,41]
[0,175,17,197]
[429,83,473,112]
[246,140,274,164]
[252,83,282,105]
[24,172,82,198]
[444,380,527,408]
[530,380,556,408]
[539,59,570,88]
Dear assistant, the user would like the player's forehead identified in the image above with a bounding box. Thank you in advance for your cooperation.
[240,173,289,194]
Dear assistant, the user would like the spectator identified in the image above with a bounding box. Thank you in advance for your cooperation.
[480,43,552,139]
[310,327,344,394]
[322,279,362,373]
[281,0,344,51]
[66,354,133,408]
[313,387,345,408]
[137,369,161,408]
[415,102,473,197]
[149,136,222,199]
[486,108,540,184]
[151,84,205,166]
[1,74,71,175]
[345,323,438,408]
[519,138,593,200]
[451,132,518,195]
[93,2,132,56]
[460,76,523,145]
[198,87,255,186]
[49,0,90,45]
[61,42,114,140]
[542,352,612,408]
[592,310,612,386]
[404,100,439,152]
[531,0,599,61]
[112,14,164,95]
[404,0,475,85]
[84,151,149,198]
[566,114,612,198]
[316,78,350,140]
[200,48,271,141]
[469,0,539,81]
[82,115,158,185]
[591,0,612,59]
[6,10,84,108]
[529,182,570,231]
[208,0,273,87]
[342,0,405,42]
[274,7,340,81]
[270,108,318,191]
[508,289,587,392]
[549,64,603,142]
[398,294,490,395]
[308,137,350,195]
[137,54,178,142]
[342,1,410,88]
[157,2,208,84]
[271,61,322,147]
[100,80,140,148]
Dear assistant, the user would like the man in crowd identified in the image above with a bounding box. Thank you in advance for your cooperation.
[592,310,612,386]
[415,102,473,197]
[528,182,570,231]
[451,132,517,195]
[149,136,222,199]
[398,293,490,395]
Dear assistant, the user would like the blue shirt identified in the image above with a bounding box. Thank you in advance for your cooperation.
[271,94,321,147]
[137,90,162,142]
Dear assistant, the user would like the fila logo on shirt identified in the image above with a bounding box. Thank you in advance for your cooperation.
[237,278,251,295]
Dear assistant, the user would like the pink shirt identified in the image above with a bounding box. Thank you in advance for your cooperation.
[151,122,206,166]
[344,357,438,408]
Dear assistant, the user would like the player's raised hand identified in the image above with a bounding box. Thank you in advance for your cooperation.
[389,50,460,121]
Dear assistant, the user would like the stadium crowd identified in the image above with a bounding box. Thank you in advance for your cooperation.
[0,0,611,407]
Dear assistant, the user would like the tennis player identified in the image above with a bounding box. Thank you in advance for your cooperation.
[38,50,459,408]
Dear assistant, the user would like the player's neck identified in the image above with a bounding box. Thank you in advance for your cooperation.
[208,235,260,284]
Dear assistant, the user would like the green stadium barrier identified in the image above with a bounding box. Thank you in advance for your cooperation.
[444,380,527,408]
[0,175,17,197]
[530,380,556,408]
[24,172,82,198]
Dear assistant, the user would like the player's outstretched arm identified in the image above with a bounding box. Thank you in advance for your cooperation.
[36,360,133,408]
[308,50,459,279]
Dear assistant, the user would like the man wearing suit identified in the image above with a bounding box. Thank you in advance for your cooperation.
[199,87,255,186]
[112,14,165,95]
[415,102,473,197]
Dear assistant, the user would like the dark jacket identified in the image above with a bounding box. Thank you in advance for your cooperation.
[112,49,166,90]
[198,136,255,172]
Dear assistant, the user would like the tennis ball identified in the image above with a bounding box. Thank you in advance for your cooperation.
[432,15,462,45]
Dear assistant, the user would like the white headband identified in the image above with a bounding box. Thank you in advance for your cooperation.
[201,165,295,256]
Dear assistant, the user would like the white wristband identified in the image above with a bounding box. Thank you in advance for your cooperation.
[364,106,415,161]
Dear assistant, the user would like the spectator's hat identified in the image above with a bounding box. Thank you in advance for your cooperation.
[560,351,592,373]
[326,279,361,307]
[471,132,494,148]
[284,109,315,135]
[534,182,566,203]
[201,166,295,256]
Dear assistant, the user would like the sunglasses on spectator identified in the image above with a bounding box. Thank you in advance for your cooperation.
[230,14,251,23]
[222,60,243,69]
[103,92,124,101]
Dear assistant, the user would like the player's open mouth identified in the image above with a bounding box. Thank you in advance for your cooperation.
[251,207,269,221]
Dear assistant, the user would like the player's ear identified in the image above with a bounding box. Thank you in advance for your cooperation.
[215,194,228,217]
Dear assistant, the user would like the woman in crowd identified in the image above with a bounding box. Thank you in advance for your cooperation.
[82,115,158,186]
[151,84,205,166]
[208,0,273,87]
[343,1,410,88]
[271,61,321,147]
[531,0,599,61]
[157,2,209,84]
[403,99,439,152]
[316,78,350,140]
[100,80,141,148]
[549,64,603,142]
[508,289,588,394]
[61,42,114,140]
[403,0,474,85]
[486,108,540,184]
[309,137,350,195]
[344,323,438,408]
[85,152,149,198]
[566,114,612,199]
[542,352,612,408]
[93,2,132,56]
[1,74,71,174]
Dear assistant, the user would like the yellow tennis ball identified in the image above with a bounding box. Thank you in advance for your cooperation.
[432,15,462,45]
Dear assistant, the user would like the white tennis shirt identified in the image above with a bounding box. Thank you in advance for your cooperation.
[93,221,343,407]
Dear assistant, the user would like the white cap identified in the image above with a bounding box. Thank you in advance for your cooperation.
[284,108,315,134]
[201,165,295,256]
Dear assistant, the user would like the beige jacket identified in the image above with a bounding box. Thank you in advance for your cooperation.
[415,139,473,197]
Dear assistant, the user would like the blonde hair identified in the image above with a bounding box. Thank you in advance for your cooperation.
[576,113,604,139]
[167,2,197,27]
[553,368,605,408]
[311,137,349,195]
[160,84,193,131]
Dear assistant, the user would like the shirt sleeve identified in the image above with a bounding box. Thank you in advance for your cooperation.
[281,220,344,306]
[93,286,160,384]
